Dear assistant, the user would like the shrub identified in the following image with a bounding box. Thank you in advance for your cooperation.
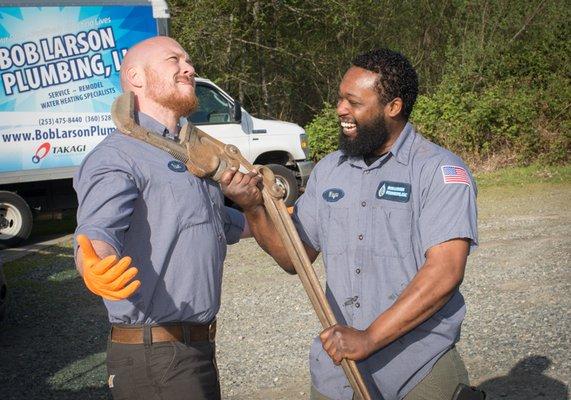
[412,77,568,168]
[305,76,569,169]
[304,103,339,161]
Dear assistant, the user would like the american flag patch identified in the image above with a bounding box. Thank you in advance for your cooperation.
[441,165,471,186]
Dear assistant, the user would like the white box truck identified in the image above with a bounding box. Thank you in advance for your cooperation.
[0,1,314,248]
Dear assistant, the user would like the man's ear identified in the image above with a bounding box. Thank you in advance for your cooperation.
[385,97,404,119]
[125,66,144,89]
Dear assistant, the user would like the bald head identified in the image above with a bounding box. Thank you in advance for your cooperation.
[118,36,197,124]
[120,36,185,91]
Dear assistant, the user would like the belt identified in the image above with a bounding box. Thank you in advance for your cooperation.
[110,321,216,344]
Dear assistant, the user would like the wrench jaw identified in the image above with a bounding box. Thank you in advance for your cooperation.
[182,139,221,179]
[256,165,286,200]
[179,117,285,200]
[178,122,239,181]
[179,123,215,178]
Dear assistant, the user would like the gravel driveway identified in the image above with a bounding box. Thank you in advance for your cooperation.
[0,182,568,399]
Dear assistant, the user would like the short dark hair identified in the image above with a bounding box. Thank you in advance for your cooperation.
[352,49,418,119]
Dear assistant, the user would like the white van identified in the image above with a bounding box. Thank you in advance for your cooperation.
[190,78,313,205]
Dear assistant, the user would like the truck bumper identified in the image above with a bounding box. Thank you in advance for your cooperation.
[296,160,315,187]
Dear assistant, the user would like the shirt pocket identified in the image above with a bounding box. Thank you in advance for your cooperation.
[372,203,413,258]
[167,176,210,229]
[318,204,349,255]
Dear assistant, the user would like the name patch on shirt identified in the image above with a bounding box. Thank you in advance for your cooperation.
[322,188,345,202]
[376,181,411,203]
[168,160,187,172]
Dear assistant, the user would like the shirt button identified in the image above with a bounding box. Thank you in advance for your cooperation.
[364,170,370,174]
[355,302,361,308]
[218,234,223,240]
[355,268,361,274]
[358,234,363,240]
[361,201,366,207]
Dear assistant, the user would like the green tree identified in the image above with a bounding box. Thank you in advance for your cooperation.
[167,0,569,167]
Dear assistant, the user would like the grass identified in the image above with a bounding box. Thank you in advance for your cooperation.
[474,164,571,188]
[30,214,76,237]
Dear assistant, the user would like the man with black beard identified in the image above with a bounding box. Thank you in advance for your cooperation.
[221,49,479,400]
[337,108,390,166]
[73,36,251,399]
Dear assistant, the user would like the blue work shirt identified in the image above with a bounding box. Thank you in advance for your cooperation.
[293,123,478,400]
[74,113,244,325]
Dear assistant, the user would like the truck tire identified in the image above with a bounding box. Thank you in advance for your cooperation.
[0,191,33,249]
[267,164,299,207]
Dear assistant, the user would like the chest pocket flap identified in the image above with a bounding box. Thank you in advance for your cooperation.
[319,203,349,255]
[372,203,413,258]
[167,176,210,229]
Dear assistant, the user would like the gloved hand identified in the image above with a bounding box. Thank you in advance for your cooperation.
[77,234,141,301]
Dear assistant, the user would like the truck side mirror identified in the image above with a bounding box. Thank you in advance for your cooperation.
[232,101,242,123]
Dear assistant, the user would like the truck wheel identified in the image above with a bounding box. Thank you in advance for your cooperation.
[0,191,33,249]
[267,164,299,207]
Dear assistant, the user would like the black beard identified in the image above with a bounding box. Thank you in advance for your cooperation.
[338,115,389,157]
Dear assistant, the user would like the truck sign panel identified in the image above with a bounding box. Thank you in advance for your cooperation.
[0,5,158,173]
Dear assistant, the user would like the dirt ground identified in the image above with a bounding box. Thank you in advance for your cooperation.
[0,181,569,399]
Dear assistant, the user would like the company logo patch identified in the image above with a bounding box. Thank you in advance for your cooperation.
[32,142,51,164]
[376,181,411,203]
[322,188,345,202]
[168,160,187,172]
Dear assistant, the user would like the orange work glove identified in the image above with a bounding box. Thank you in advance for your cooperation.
[77,234,141,301]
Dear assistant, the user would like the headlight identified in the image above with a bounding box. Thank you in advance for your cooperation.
[300,133,309,158]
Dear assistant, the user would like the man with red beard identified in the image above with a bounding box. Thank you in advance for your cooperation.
[73,36,249,399]
[222,49,478,400]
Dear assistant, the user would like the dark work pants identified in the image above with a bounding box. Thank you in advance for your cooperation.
[310,347,469,400]
[106,337,221,400]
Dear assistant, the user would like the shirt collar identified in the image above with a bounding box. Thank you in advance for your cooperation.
[336,122,416,168]
[136,112,180,140]
[389,122,415,165]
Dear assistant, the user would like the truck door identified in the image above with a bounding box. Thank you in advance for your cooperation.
[188,84,250,161]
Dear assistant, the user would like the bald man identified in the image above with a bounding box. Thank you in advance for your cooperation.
[73,36,251,400]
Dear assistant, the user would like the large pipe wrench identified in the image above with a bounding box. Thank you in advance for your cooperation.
[111,92,372,400]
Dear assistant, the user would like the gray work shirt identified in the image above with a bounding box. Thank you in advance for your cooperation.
[293,123,478,400]
[74,113,244,325]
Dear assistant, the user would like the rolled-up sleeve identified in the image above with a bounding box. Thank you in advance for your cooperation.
[73,146,140,256]
[418,156,478,255]
[222,206,245,245]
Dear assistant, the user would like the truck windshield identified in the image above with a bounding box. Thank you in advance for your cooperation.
[189,85,233,124]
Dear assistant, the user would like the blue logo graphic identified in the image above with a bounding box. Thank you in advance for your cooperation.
[168,160,186,172]
[322,188,345,202]
[376,181,411,203]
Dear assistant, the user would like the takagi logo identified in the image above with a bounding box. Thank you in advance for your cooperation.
[52,144,87,155]
[32,142,51,163]
[32,141,87,163]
